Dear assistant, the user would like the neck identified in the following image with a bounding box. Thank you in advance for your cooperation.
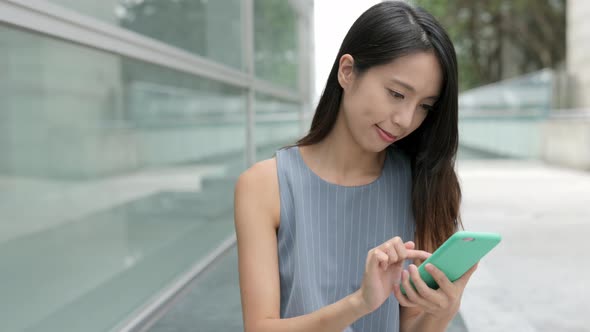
[301,109,387,185]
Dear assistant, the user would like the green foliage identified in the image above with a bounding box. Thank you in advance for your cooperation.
[413,0,566,90]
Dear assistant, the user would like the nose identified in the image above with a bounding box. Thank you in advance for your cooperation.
[390,103,416,130]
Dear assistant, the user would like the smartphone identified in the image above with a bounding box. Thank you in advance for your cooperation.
[401,231,501,295]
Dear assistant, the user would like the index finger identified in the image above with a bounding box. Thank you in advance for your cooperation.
[404,249,432,262]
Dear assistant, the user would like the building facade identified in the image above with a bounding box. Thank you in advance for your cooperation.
[0,1,314,331]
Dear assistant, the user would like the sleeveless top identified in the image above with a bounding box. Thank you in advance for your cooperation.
[275,145,415,332]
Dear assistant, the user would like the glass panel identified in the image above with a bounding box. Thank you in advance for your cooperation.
[146,247,244,332]
[254,0,299,89]
[49,0,243,70]
[458,70,553,159]
[459,69,554,118]
[0,25,245,332]
[255,93,301,161]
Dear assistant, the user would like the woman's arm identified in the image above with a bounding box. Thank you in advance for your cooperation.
[234,159,371,332]
[246,291,370,332]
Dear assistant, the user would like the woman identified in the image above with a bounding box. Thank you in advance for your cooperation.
[234,2,477,331]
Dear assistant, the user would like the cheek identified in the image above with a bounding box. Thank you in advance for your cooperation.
[359,93,390,122]
[411,112,429,131]
[344,82,390,128]
[346,92,380,123]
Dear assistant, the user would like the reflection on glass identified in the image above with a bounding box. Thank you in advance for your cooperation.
[254,0,299,89]
[0,26,245,332]
[255,93,301,161]
[49,0,243,69]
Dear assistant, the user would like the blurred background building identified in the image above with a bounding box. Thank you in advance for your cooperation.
[1,0,588,331]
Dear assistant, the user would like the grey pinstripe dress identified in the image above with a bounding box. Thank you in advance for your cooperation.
[275,145,415,331]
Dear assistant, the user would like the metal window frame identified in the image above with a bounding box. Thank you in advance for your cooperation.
[296,0,315,136]
[243,0,257,166]
[0,0,312,166]
[114,235,238,332]
[0,0,302,103]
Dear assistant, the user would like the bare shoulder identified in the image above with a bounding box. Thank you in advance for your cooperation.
[238,157,277,184]
[234,157,280,229]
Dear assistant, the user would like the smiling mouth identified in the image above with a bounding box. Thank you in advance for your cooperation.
[375,125,396,139]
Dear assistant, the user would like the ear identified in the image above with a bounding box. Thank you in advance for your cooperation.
[337,54,356,90]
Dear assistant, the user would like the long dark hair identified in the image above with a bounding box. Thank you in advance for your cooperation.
[294,1,462,252]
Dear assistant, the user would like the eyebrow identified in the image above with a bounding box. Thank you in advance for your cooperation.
[390,78,439,101]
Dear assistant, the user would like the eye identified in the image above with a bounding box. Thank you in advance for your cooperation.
[421,104,435,112]
[388,89,404,99]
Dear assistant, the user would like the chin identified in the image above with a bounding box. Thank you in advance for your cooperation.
[364,141,390,153]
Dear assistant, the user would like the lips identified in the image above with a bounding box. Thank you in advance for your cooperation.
[376,125,396,139]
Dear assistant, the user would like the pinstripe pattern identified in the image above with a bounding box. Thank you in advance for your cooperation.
[275,145,415,332]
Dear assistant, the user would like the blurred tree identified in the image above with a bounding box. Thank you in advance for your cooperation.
[413,0,566,91]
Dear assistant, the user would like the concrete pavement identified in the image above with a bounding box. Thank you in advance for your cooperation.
[457,159,590,332]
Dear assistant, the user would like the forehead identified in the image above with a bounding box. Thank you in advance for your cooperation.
[368,51,443,97]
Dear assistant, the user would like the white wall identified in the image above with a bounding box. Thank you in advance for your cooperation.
[313,0,381,103]
[567,0,590,108]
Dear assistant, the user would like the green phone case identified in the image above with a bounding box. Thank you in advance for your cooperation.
[401,231,501,295]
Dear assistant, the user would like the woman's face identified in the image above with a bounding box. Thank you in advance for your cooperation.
[338,51,443,152]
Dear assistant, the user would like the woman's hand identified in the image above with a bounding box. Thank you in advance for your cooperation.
[356,237,432,314]
[393,262,479,320]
